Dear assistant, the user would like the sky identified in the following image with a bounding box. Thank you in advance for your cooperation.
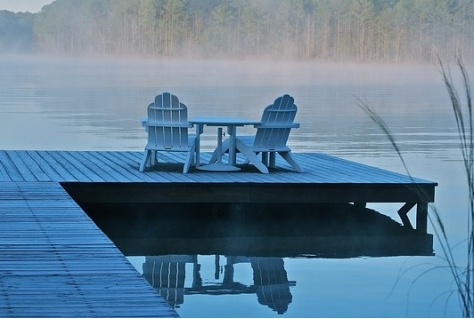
[0,0,54,13]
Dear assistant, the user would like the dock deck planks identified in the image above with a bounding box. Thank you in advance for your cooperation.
[1,150,437,209]
[0,150,436,185]
[0,181,177,317]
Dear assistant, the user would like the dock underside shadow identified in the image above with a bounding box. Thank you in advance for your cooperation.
[78,201,433,258]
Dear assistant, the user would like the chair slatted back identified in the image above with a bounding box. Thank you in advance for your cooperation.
[146,92,190,151]
[253,94,298,152]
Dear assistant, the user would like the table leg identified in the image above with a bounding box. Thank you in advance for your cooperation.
[227,126,237,166]
[216,127,223,163]
[196,125,240,172]
[195,124,203,168]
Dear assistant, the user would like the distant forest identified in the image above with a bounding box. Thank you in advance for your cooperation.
[1,0,474,63]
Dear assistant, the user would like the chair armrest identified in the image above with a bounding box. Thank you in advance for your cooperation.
[254,123,300,129]
[143,122,193,128]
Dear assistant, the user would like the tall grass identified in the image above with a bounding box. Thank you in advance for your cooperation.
[357,58,474,317]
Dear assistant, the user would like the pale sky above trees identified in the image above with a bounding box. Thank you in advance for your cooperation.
[0,0,54,13]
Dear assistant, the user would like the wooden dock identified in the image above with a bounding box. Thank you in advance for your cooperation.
[0,150,437,232]
[0,150,437,316]
[0,181,177,317]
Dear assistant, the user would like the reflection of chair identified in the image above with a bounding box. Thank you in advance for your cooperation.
[139,92,196,173]
[251,257,292,315]
[214,94,302,173]
[142,255,193,308]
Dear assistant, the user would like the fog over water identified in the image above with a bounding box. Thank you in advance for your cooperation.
[0,54,471,317]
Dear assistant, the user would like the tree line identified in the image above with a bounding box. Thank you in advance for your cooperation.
[1,0,474,63]
[0,10,33,52]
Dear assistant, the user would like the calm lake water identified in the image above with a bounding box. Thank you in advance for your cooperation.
[1,55,471,317]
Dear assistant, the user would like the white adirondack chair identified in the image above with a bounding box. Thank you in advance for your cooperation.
[139,92,196,173]
[214,94,303,173]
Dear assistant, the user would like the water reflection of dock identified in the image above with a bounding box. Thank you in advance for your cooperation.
[142,255,295,314]
[106,202,434,258]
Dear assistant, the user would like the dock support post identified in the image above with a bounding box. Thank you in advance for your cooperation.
[398,202,415,229]
[397,202,428,234]
[416,202,428,234]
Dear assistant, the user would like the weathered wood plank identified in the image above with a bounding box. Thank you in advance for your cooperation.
[25,150,60,181]
[115,151,176,182]
[62,151,106,182]
[0,151,23,181]
[45,151,92,181]
[0,160,10,182]
[0,182,178,317]
[13,150,50,181]
[71,151,124,182]
[1,151,37,182]
[0,150,431,185]
[34,151,77,181]
[88,151,148,182]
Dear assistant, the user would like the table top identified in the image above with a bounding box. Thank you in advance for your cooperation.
[189,116,261,126]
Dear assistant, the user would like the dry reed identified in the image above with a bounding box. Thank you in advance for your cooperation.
[357,57,474,317]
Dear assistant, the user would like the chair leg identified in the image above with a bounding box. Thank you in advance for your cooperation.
[235,139,269,173]
[279,151,303,172]
[269,152,276,168]
[243,151,257,165]
[262,152,269,166]
[151,150,158,166]
[139,150,151,172]
[183,143,196,173]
